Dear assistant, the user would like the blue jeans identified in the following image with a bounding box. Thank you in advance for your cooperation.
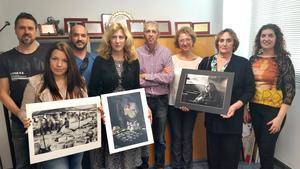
[11,120,31,169]
[41,153,83,169]
[147,95,168,168]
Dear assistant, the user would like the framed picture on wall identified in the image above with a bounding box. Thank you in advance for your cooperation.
[192,22,210,35]
[127,20,145,35]
[38,24,57,36]
[83,21,104,35]
[64,18,88,34]
[26,96,101,164]
[156,21,172,35]
[175,69,234,115]
[174,22,192,32]
[101,88,154,154]
[101,13,112,30]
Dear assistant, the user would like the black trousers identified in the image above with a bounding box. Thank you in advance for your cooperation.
[206,130,242,169]
[250,103,286,169]
[168,106,197,168]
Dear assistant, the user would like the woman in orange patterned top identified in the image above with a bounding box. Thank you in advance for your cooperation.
[244,24,295,169]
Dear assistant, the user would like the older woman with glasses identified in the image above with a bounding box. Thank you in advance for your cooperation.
[167,27,202,169]
[198,28,255,169]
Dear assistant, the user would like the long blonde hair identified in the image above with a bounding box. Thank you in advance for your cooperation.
[98,22,138,63]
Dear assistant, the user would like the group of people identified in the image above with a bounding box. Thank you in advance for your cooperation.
[0,12,295,169]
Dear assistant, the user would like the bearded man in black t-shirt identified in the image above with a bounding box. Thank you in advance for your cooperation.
[0,12,49,169]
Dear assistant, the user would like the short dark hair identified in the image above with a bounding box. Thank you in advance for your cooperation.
[215,28,239,52]
[14,12,38,28]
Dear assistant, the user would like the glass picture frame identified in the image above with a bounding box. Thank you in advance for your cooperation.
[101,88,154,154]
[175,69,234,115]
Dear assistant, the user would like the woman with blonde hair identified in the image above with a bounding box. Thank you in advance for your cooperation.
[89,22,144,169]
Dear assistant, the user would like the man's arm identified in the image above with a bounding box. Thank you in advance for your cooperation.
[142,52,174,84]
[0,78,21,116]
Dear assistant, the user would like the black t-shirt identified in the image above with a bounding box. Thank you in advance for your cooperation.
[0,45,49,125]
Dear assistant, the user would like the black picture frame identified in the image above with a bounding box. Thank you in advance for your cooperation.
[175,69,234,115]
[101,88,154,154]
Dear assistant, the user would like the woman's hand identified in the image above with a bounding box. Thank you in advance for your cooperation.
[267,116,284,134]
[243,106,251,123]
[148,107,153,124]
[179,106,189,112]
[221,101,243,119]
[98,106,106,124]
[18,111,31,128]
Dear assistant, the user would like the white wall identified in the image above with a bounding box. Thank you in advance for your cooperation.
[0,0,223,52]
[275,85,300,168]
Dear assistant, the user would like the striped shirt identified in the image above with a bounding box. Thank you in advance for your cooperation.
[137,44,174,96]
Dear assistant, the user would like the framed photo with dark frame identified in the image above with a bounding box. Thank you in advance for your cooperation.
[192,22,210,35]
[26,96,101,164]
[38,24,57,36]
[83,21,104,35]
[127,20,145,35]
[175,69,234,115]
[156,21,172,35]
[101,13,112,30]
[64,18,88,34]
[101,88,154,154]
[175,22,192,32]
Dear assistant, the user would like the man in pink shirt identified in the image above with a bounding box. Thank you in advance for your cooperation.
[136,21,174,169]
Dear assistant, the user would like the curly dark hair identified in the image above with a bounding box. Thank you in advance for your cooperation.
[253,23,290,57]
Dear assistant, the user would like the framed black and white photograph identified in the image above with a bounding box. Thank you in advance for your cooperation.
[101,88,153,154]
[26,96,101,164]
[175,69,234,115]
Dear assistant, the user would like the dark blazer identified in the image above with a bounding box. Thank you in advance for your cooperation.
[198,54,255,134]
[88,56,140,96]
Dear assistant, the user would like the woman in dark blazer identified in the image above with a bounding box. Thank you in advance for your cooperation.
[198,28,255,169]
[88,23,143,169]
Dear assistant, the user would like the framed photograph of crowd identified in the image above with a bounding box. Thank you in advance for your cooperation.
[26,96,101,164]
[101,88,154,154]
[175,69,234,115]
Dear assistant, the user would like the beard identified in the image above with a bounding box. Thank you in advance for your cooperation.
[71,40,87,51]
[20,34,35,45]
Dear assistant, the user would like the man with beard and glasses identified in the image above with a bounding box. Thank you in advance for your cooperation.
[0,12,49,169]
[69,24,96,86]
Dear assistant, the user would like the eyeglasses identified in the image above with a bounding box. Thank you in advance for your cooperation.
[79,57,89,74]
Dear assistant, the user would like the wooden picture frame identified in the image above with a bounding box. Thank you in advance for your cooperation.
[174,22,192,32]
[101,89,154,154]
[64,18,88,34]
[175,69,234,115]
[127,20,145,35]
[83,21,104,35]
[38,24,57,36]
[101,13,112,30]
[192,22,210,35]
[156,21,172,35]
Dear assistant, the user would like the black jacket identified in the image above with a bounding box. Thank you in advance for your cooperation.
[198,54,255,134]
[88,56,140,96]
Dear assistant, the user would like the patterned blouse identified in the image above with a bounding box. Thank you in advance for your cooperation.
[249,54,295,107]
